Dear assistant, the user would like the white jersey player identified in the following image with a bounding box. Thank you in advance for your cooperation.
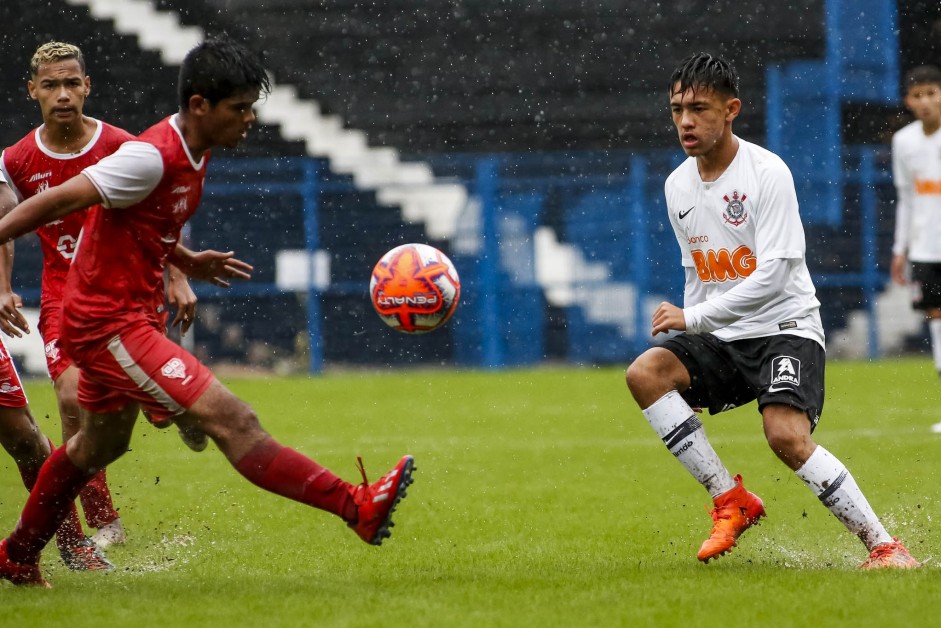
[624,52,918,570]
[890,65,941,434]
[665,136,824,347]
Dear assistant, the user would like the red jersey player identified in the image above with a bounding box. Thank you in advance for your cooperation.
[0,176,111,572]
[0,35,415,588]
[0,42,201,551]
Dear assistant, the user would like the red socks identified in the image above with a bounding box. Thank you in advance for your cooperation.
[235,437,357,521]
[79,469,119,529]
[8,446,93,564]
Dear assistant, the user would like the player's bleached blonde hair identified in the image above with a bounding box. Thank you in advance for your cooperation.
[30,42,85,75]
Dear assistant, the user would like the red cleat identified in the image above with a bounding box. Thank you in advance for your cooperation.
[348,455,415,545]
[697,474,766,563]
[60,536,114,571]
[0,539,50,588]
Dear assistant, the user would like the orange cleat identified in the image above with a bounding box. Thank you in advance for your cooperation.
[0,539,50,588]
[860,538,920,570]
[697,474,766,563]
[348,455,415,546]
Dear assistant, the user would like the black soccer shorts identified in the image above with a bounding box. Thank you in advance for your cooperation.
[910,262,941,310]
[661,333,825,431]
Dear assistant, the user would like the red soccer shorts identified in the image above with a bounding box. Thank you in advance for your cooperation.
[73,322,213,421]
[0,339,28,408]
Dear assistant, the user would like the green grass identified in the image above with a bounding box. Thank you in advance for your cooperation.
[0,359,939,627]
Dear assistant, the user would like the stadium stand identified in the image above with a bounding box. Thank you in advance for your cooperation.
[167,0,826,154]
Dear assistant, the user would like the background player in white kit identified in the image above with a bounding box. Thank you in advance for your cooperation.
[624,52,918,569]
[889,65,941,433]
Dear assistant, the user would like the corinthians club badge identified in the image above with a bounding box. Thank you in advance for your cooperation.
[722,190,748,226]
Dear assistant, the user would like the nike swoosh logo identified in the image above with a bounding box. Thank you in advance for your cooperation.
[679,206,695,219]
[767,384,793,393]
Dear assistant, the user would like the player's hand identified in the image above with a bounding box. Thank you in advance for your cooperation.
[168,273,198,337]
[890,254,908,286]
[183,250,253,288]
[0,290,28,338]
[651,301,686,336]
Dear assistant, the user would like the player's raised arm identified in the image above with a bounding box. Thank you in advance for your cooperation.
[0,174,101,246]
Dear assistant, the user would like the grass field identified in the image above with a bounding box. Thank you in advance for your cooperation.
[0,358,939,627]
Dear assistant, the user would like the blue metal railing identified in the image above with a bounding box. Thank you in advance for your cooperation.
[12,146,892,372]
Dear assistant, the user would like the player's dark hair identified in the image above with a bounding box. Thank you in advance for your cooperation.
[904,65,941,90]
[178,35,270,109]
[670,52,739,98]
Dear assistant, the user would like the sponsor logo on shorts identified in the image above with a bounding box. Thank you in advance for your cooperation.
[45,339,61,363]
[0,381,22,394]
[161,357,193,385]
[768,355,800,392]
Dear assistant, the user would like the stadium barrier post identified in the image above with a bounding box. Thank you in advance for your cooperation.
[302,158,324,374]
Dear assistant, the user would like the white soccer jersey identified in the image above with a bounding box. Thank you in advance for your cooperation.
[664,136,825,347]
[891,120,941,262]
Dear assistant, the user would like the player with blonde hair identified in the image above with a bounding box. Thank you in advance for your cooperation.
[1,42,201,552]
[0,35,414,588]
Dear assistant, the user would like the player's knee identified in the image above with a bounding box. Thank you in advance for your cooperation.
[625,357,654,394]
[0,413,47,464]
[230,402,262,435]
[626,351,677,402]
[5,435,48,468]
[204,399,262,444]
[764,426,813,468]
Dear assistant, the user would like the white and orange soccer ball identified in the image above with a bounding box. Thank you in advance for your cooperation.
[369,243,461,334]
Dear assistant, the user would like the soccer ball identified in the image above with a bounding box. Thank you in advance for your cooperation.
[369,243,461,334]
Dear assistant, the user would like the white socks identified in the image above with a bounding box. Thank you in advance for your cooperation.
[929,319,941,372]
[643,391,735,498]
[644,392,894,550]
[796,445,892,550]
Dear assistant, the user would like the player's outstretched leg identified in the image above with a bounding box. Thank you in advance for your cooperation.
[698,474,766,563]
[231,434,417,545]
[194,381,417,546]
[348,455,415,546]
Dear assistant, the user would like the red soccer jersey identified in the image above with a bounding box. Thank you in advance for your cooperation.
[63,115,207,351]
[0,120,135,315]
